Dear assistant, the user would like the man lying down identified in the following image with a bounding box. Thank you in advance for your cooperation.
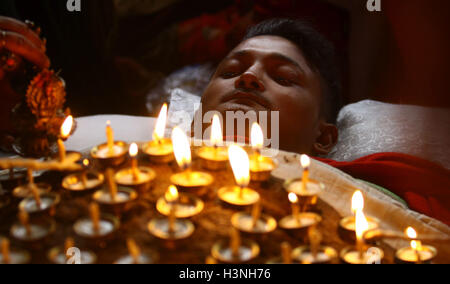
[194,18,450,226]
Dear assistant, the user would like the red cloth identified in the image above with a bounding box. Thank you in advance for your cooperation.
[315,153,450,226]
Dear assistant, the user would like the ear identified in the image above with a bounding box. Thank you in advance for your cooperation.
[312,121,338,156]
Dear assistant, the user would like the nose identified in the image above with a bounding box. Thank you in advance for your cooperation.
[235,72,265,92]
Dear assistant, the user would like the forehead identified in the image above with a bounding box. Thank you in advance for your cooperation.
[230,35,309,68]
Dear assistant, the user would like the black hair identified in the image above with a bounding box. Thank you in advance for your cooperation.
[243,18,342,124]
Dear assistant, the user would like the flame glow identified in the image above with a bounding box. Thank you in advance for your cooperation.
[288,192,298,204]
[83,159,90,167]
[153,104,168,141]
[406,227,417,239]
[300,154,311,169]
[165,185,179,203]
[129,143,138,157]
[228,144,250,188]
[355,209,369,241]
[351,190,364,213]
[172,127,192,169]
[251,123,264,149]
[210,114,223,146]
[61,116,73,138]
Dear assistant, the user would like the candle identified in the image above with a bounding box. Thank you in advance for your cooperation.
[355,209,369,259]
[230,228,241,258]
[106,121,115,155]
[129,143,140,181]
[29,183,42,209]
[18,210,32,236]
[165,185,179,233]
[288,193,300,223]
[81,159,89,187]
[89,203,100,234]
[57,116,73,162]
[300,155,310,193]
[251,202,261,229]
[126,238,141,264]
[308,226,322,260]
[249,123,275,181]
[143,103,174,163]
[281,242,292,264]
[197,114,228,170]
[170,127,213,192]
[218,144,260,206]
[105,168,118,201]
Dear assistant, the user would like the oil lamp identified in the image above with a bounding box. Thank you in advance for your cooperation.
[148,185,195,241]
[93,168,138,216]
[62,159,104,193]
[115,143,156,194]
[0,237,30,264]
[73,203,120,245]
[211,227,260,263]
[284,155,324,211]
[249,123,276,182]
[156,185,204,218]
[10,209,55,248]
[340,208,384,264]
[18,190,60,216]
[170,127,213,195]
[91,121,128,167]
[292,227,338,264]
[395,227,437,264]
[197,114,229,170]
[114,238,157,264]
[47,237,97,264]
[218,144,260,206]
[231,202,277,234]
[279,193,322,235]
[56,116,73,162]
[12,168,51,199]
[142,104,175,163]
[338,190,380,243]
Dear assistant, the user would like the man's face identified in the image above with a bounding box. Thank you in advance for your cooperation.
[201,35,326,154]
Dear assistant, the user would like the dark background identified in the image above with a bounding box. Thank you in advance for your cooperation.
[1,0,449,117]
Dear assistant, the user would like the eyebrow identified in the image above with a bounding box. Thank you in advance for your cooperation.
[226,50,306,74]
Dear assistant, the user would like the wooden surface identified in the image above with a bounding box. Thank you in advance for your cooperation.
[0,149,434,264]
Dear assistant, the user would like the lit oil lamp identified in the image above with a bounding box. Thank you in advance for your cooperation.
[338,190,380,243]
[62,159,104,193]
[211,227,260,263]
[73,203,120,245]
[284,155,324,212]
[18,181,60,216]
[115,143,156,194]
[47,237,97,264]
[218,144,260,206]
[91,121,128,167]
[231,202,277,234]
[266,242,293,264]
[10,209,56,249]
[279,193,322,237]
[114,238,158,264]
[148,186,195,241]
[197,114,229,170]
[395,227,437,264]
[93,168,138,217]
[340,208,384,264]
[292,227,338,264]
[142,104,175,163]
[0,237,30,264]
[12,168,51,199]
[56,116,75,162]
[156,185,204,218]
[249,123,276,182]
[170,127,214,195]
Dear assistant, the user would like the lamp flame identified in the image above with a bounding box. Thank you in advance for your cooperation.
[288,192,298,204]
[83,159,90,167]
[153,103,168,141]
[251,123,264,149]
[172,127,191,169]
[210,114,223,146]
[165,185,179,203]
[406,227,422,250]
[355,209,369,241]
[228,144,250,188]
[60,116,73,139]
[300,154,311,169]
[129,143,138,157]
[351,190,364,213]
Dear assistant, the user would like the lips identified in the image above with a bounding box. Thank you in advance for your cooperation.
[220,91,271,110]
